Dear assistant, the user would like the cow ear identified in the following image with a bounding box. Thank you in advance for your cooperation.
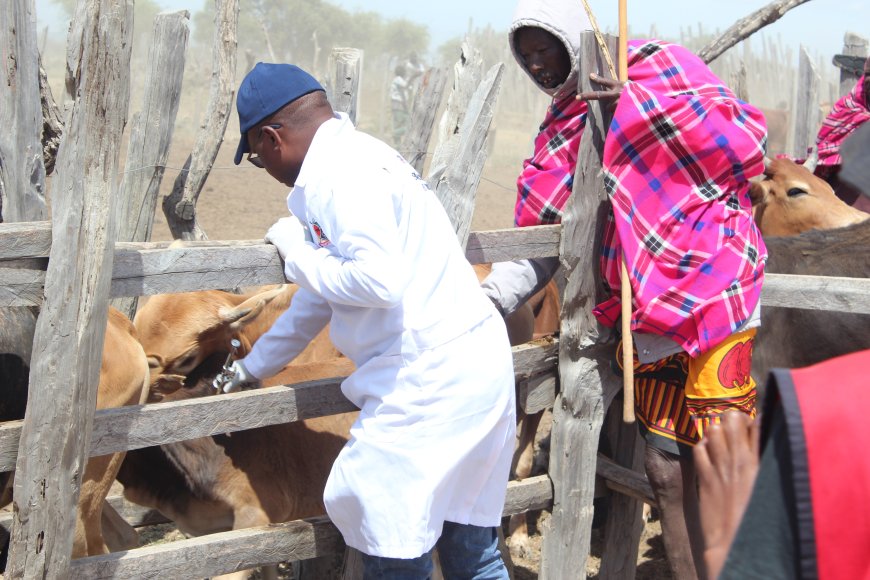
[147,354,164,370]
[149,373,185,402]
[220,285,288,330]
[748,181,767,206]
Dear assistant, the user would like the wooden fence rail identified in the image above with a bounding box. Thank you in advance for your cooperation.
[3,223,870,313]
[0,340,559,472]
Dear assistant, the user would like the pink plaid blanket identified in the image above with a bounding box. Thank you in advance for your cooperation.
[515,94,588,226]
[596,41,768,356]
[816,75,869,167]
[514,40,767,357]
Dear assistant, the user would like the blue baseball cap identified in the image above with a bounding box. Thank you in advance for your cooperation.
[234,63,325,165]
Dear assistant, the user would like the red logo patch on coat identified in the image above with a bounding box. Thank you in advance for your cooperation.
[717,338,754,389]
[310,220,331,247]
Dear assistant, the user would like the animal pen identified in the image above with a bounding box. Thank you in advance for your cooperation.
[1,1,870,579]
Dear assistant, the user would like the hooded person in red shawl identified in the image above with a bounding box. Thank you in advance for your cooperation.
[814,56,870,211]
[481,0,768,577]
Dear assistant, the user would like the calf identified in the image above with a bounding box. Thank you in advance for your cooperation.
[750,157,869,236]
[0,307,149,558]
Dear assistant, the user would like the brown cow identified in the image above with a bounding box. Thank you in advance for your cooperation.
[126,286,356,578]
[134,284,342,387]
[0,306,149,558]
[753,219,870,385]
[750,157,869,236]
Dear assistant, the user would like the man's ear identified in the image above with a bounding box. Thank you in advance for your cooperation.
[261,125,282,146]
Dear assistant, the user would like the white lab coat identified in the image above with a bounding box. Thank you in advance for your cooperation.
[243,113,516,559]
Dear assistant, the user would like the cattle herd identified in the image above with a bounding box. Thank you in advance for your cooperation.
[0,128,868,579]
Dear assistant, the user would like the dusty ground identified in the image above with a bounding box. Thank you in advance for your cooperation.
[131,131,672,578]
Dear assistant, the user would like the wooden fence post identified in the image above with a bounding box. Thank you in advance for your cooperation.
[431,63,503,249]
[539,31,622,579]
[162,0,238,241]
[113,10,190,319]
[327,47,364,125]
[0,0,48,223]
[428,41,483,184]
[792,45,821,160]
[400,67,449,175]
[838,32,868,98]
[7,0,133,576]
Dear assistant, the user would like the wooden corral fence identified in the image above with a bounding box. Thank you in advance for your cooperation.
[2,3,870,578]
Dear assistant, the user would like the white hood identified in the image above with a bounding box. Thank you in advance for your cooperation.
[509,0,592,99]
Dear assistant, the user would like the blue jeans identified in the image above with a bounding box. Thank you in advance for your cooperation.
[361,521,508,579]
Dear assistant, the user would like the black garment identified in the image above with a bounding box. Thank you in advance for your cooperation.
[719,405,801,579]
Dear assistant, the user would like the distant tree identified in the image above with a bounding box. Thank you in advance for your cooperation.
[192,0,428,74]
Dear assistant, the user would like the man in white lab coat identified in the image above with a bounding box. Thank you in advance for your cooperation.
[225,62,516,579]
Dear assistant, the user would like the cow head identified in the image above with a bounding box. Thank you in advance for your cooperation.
[134,285,293,383]
[749,157,870,237]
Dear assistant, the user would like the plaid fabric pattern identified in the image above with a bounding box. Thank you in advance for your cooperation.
[816,75,870,167]
[514,94,588,226]
[594,40,768,357]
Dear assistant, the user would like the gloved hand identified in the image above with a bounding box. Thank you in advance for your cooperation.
[213,359,258,393]
[265,216,312,260]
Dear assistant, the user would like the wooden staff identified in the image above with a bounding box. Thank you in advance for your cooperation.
[580,0,635,423]
[617,0,634,423]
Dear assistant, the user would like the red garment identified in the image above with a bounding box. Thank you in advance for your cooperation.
[514,40,767,357]
[514,95,587,227]
[761,350,870,580]
[789,350,870,580]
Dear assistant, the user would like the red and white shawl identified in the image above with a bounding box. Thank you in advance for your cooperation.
[515,40,768,357]
[816,75,869,167]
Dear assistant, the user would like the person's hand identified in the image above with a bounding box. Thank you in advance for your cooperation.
[577,73,626,112]
[265,216,311,260]
[213,359,258,393]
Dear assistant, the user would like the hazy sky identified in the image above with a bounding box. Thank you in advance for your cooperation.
[35,0,867,65]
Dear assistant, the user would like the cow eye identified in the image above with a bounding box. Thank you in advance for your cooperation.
[786,187,807,198]
[173,352,199,374]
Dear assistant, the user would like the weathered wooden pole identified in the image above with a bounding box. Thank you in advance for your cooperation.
[163,0,238,241]
[792,45,821,162]
[327,47,364,125]
[0,0,48,223]
[7,0,133,576]
[113,10,190,319]
[427,41,494,249]
[431,62,503,249]
[837,32,868,98]
[400,67,449,175]
[539,31,622,579]
[697,0,814,64]
[617,0,635,424]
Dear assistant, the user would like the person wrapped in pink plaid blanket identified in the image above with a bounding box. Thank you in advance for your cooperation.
[481,0,768,577]
[814,56,870,211]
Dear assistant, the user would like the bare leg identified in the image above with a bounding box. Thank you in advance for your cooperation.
[694,411,760,580]
[645,446,703,580]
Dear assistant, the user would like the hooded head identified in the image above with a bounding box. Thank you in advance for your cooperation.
[509,0,591,99]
